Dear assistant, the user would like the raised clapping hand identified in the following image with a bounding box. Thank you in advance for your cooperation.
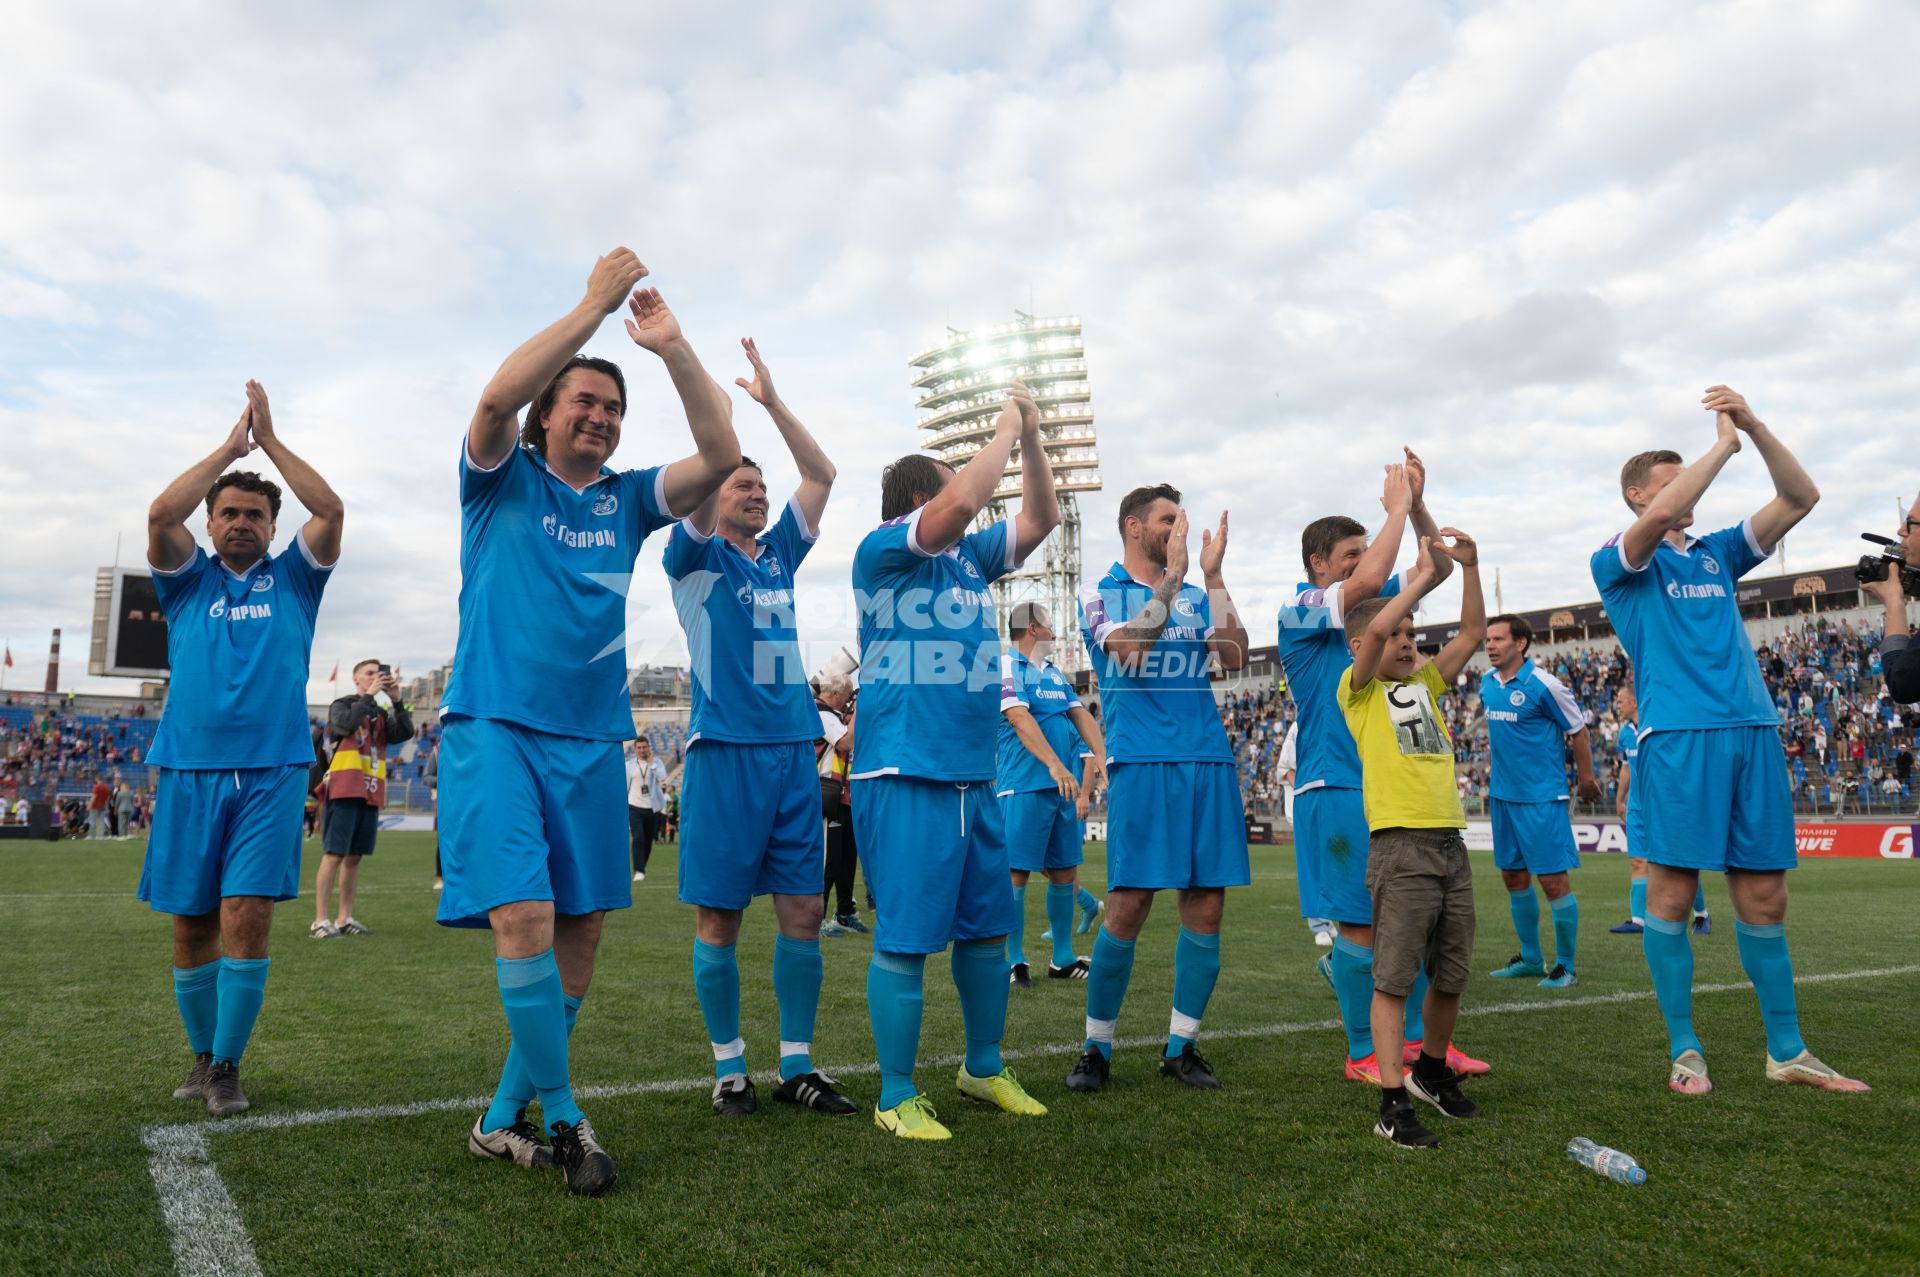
[1009,377,1039,431]
[1405,535,1439,592]
[624,287,684,356]
[243,380,276,447]
[1199,511,1228,579]
[1382,462,1412,515]
[1703,385,1762,434]
[1434,526,1477,568]
[734,337,776,406]
[223,400,257,463]
[1165,508,1191,583]
[1404,447,1428,507]
[586,248,648,316]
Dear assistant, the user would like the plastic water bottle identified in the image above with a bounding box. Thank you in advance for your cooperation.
[1566,1137,1647,1185]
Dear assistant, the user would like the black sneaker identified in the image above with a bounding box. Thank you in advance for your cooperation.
[711,1073,757,1117]
[1375,1099,1439,1148]
[467,1108,556,1168]
[1159,1043,1221,1090]
[772,1070,858,1116]
[173,1052,213,1100]
[1065,1048,1111,1093]
[1405,1068,1481,1119]
[1009,963,1032,989]
[1047,959,1091,980]
[549,1118,617,1196]
[204,1061,249,1117]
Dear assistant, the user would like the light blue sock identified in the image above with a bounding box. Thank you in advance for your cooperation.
[494,950,582,1135]
[1405,966,1428,1045]
[950,939,1011,1077]
[773,934,822,1078]
[1331,935,1375,1060]
[1693,881,1708,915]
[1642,916,1701,1060]
[1045,884,1076,968]
[1008,884,1028,968]
[211,957,270,1065]
[1167,928,1221,1057]
[172,960,220,1056]
[868,950,926,1109]
[1076,885,1099,916]
[485,992,582,1134]
[692,938,745,1079]
[1735,921,1806,1061]
[1551,892,1579,972]
[1083,927,1136,1059]
[1509,888,1543,966]
[1629,877,1648,923]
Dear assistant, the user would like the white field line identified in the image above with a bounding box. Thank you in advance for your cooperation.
[142,961,1920,1277]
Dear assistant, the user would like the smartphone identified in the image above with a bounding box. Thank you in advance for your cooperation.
[378,664,391,675]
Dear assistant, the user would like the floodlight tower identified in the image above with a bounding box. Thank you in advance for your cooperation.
[908,313,1100,673]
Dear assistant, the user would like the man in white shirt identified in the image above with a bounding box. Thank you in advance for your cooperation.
[626,736,668,882]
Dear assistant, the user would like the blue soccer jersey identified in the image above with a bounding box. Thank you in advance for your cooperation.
[147,535,333,770]
[996,648,1084,794]
[1079,563,1233,765]
[1619,720,1640,814]
[441,443,673,741]
[851,509,1019,782]
[663,495,819,746]
[1275,574,1403,791]
[1591,521,1777,736]
[1481,659,1587,803]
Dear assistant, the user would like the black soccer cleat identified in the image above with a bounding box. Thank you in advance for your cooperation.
[173,1052,213,1101]
[1047,959,1091,980]
[204,1061,250,1117]
[712,1073,757,1117]
[1375,1099,1439,1148]
[1065,1048,1111,1093]
[772,1070,859,1116]
[549,1118,617,1196]
[468,1108,556,1168]
[1405,1068,1481,1119]
[1159,1043,1221,1090]
[1009,962,1032,989]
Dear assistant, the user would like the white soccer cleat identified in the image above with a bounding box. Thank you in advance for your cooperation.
[1765,1050,1870,1093]
[1668,1049,1713,1096]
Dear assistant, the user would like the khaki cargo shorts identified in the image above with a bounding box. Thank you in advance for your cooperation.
[1365,826,1475,997]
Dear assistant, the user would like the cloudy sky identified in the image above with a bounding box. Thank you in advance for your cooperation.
[4,0,1918,701]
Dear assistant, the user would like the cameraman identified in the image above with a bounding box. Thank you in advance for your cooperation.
[1863,492,1920,704]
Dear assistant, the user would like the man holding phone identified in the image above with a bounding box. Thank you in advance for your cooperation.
[313,657,414,937]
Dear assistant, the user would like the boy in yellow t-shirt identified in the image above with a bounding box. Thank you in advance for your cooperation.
[1338,529,1485,1149]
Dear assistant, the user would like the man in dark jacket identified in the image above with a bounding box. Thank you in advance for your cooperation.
[311,659,413,937]
[1863,491,1920,705]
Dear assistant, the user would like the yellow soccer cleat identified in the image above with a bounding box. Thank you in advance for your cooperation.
[874,1094,952,1141]
[956,1065,1048,1117]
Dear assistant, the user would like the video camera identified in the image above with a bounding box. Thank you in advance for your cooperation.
[1854,533,1920,593]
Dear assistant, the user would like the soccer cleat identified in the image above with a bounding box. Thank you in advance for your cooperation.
[1668,1048,1713,1096]
[1076,896,1105,936]
[1405,1068,1481,1119]
[1313,930,1334,948]
[550,1118,617,1195]
[1765,1051,1870,1093]
[308,920,340,939]
[204,1062,249,1117]
[1609,919,1645,934]
[1159,1044,1220,1090]
[1039,928,1053,941]
[711,1073,757,1116]
[1314,953,1334,991]
[956,1065,1047,1115]
[468,1108,555,1168]
[1009,963,1032,989]
[1345,1053,1383,1086]
[773,1070,859,1116]
[1692,913,1713,936]
[1401,1041,1491,1078]
[336,917,372,936]
[1375,1099,1439,1148]
[835,913,869,935]
[1065,1049,1110,1092]
[874,1093,951,1140]
[1046,959,1091,980]
[1489,955,1548,979]
[819,919,848,939]
[1538,964,1578,989]
[173,1053,213,1100]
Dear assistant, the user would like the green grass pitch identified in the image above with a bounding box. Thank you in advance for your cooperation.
[3,832,1916,1274]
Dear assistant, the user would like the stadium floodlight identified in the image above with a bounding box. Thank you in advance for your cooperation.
[909,312,1099,673]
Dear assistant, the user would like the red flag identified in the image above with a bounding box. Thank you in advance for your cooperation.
[3,646,11,668]
[328,661,339,682]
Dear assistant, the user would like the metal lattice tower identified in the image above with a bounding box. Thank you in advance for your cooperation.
[908,313,1100,674]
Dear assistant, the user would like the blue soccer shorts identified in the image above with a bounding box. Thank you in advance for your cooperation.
[1001,788,1084,872]
[1490,798,1581,875]
[138,765,308,916]
[1294,785,1371,926]
[1104,761,1249,891]
[853,776,1016,954]
[435,716,631,928]
[1638,726,1796,873]
[1626,800,1646,860]
[678,740,824,909]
